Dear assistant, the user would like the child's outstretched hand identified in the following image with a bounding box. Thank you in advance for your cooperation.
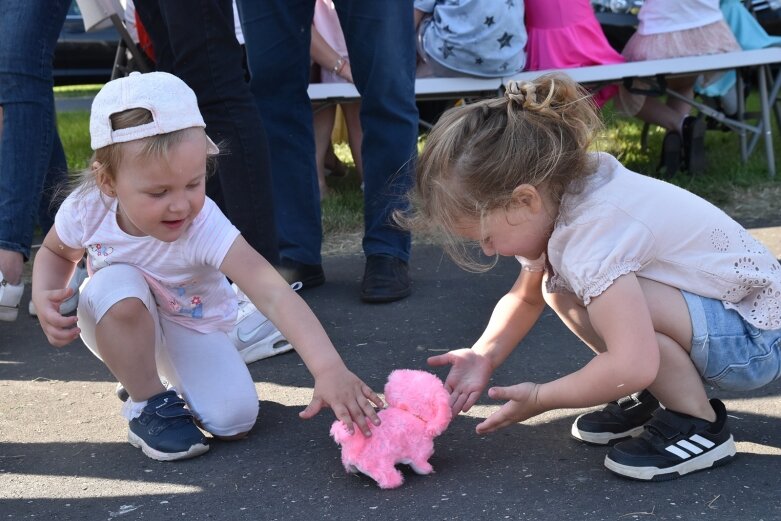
[475,382,543,434]
[299,364,384,436]
[428,348,493,415]
[33,287,81,347]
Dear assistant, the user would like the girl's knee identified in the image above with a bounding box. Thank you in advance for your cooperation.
[102,297,148,322]
[195,395,259,437]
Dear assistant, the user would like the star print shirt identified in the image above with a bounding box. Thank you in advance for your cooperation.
[415,0,527,77]
[55,188,241,333]
[538,153,781,330]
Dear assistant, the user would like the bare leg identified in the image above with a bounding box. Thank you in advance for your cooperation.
[341,101,364,181]
[665,76,697,120]
[634,76,698,133]
[543,278,716,422]
[313,104,337,199]
[95,297,166,402]
[0,249,23,285]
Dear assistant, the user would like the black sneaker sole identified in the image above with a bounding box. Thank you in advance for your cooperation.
[604,435,736,481]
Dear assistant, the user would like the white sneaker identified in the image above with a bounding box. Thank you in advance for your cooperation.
[0,273,25,322]
[28,263,88,316]
[229,283,294,364]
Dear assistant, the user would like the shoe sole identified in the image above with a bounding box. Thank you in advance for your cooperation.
[603,435,736,481]
[128,430,210,461]
[238,331,294,364]
[360,287,412,304]
[571,422,645,446]
[0,306,19,322]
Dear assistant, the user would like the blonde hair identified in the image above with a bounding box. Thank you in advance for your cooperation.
[70,108,218,199]
[402,73,602,270]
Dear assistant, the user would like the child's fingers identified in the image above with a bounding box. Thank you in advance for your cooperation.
[298,396,325,420]
[427,354,451,367]
[462,391,481,412]
[451,392,469,415]
[331,403,358,436]
[363,385,384,411]
[487,386,510,400]
[475,407,515,434]
[47,287,73,304]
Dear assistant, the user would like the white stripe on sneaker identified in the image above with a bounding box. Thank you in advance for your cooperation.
[677,439,704,454]
[665,434,716,460]
[689,434,715,448]
[665,444,692,459]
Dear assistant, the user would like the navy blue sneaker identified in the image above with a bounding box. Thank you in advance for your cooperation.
[571,390,659,445]
[128,390,209,461]
[604,399,736,481]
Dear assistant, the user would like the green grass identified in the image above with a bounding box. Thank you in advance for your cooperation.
[56,94,781,238]
[53,84,102,98]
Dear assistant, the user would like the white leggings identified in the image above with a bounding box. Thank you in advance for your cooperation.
[77,264,258,436]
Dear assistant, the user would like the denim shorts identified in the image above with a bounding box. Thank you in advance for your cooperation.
[682,290,781,391]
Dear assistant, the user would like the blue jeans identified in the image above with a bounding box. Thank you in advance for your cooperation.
[0,0,70,260]
[683,290,781,391]
[134,0,279,264]
[236,0,418,265]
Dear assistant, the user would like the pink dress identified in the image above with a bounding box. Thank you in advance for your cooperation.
[313,0,349,84]
[524,0,624,106]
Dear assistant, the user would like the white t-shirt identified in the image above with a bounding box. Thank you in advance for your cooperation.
[637,0,723,35]
[527,153,780,330]
[55,188,241,333]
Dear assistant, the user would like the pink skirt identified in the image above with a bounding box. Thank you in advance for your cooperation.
[618,20,740,115]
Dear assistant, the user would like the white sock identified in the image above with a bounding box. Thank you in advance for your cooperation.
[121,398,148,421]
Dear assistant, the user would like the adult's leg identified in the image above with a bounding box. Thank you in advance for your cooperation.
[0,0,70,282]
[335,0,418,261]
[543,278,715,422]
[237,0,323,266]
[134,0,279,264]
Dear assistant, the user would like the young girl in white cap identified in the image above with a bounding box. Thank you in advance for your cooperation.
[31,71,382,462]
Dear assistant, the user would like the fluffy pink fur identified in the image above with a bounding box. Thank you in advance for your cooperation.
[330,369,452,489]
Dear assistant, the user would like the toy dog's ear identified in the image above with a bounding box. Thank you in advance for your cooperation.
[425,390,453,436]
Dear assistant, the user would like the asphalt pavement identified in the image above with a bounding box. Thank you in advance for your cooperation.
[2,226,780,520]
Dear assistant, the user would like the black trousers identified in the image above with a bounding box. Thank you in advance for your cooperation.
[134,0,279,264]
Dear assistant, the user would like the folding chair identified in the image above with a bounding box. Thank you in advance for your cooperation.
[75,0,151,79]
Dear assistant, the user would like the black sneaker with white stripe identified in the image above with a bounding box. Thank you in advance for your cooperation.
[571,390,659,445]
[604,398,736,481]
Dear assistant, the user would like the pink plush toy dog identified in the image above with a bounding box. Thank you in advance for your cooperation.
[330,369,452,489]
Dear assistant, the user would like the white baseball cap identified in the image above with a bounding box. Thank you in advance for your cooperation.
[89,71,219,153]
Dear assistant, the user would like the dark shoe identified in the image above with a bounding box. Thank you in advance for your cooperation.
[571,390,659,445]
[360,254,411,303]
[604,399,736,481]
[127,390,210,461]
[657,131,682,179]
[681,115,707,175]
[277,257,325,290]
